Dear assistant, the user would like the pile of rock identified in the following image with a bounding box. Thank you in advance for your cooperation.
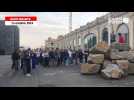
[101,64,124,79]
[109,50,134,76]
[80,42,134,79]
[81,42,106,75]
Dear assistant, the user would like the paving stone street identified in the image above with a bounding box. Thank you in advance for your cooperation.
[0,55,134,87]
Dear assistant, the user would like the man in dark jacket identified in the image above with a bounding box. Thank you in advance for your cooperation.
[55,48,60,66]
[23,48,32,76]
[78,49,83,64]
[59,49,64,65]
[64,49,69,66]
[84,48,89,63]
[11,49,20,71]
[49,48,55,66]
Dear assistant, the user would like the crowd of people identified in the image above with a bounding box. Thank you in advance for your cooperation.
[11,47,90,77]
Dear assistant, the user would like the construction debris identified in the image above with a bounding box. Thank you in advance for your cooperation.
[83,41,134,80]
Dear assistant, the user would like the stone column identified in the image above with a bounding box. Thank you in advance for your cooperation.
[81,33,85,50]
[128,13,134,49]
[108,14,111,46]
[96,18,100,43]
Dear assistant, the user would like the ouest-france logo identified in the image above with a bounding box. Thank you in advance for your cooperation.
[4,16,38,26]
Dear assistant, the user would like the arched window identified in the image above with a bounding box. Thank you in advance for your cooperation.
[92,34,97,46]
[102,28,108,43]
[84,33,97,49]
[116,23,129,43]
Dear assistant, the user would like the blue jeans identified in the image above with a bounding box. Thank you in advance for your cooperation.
[68,57,73,64]
[65,58,69,66]
[79,57,83,63]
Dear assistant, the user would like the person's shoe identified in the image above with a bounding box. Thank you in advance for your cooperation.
[26,74,31,77]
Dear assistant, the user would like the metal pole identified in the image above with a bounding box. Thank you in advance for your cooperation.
[69,12,72,33]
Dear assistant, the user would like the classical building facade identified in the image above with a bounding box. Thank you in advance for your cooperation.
[55,12,134,50]
[0,20,19,55]
[45,37,57,49]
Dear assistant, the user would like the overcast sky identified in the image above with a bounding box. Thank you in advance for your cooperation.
[0,12,108,48]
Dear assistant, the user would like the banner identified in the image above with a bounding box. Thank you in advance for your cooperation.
[5,16,38,25]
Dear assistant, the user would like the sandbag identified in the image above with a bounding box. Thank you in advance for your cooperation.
[80,64,101,74]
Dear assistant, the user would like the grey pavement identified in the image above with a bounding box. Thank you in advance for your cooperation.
[0,55,134,87]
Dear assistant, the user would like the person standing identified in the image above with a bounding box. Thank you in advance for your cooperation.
[59,49,63,65]
[39,50,43,65]
[49,48,55,66]
[11,48,20,71]
[84,48,89,63]
[42,50,49,67]
[20,50,25,69]
[72,49,75,65]
[24,48,32,77]
[64,49,69,66]
[118,33,125,43]
[78,49,83,64]
[31,51,37,69]
[36,50,40,65]
[72,49,78,65]
[68,49,73,65]
[55,48,60,66]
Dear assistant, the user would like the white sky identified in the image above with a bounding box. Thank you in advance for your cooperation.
[0,12,108,48]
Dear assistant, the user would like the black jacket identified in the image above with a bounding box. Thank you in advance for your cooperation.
[11,52,20,60]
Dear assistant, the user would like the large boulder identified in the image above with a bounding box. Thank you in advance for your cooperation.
[116,60,129,70]
[111,69,123,79]
[116,60,129,76]
[103,60,112,69]
[101,64,124,79]
[110,51,131,60]
[128,62,134,74]
[111,43,130,51]
[128,51,134,63]
[88,54,104,64]
[110,51,134,60]
[90,42,109,54]
[80,64,101,74]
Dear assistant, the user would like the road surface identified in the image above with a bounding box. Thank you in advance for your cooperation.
[0,55,134,87]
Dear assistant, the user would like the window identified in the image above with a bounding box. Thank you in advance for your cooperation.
[116,23,129,43]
